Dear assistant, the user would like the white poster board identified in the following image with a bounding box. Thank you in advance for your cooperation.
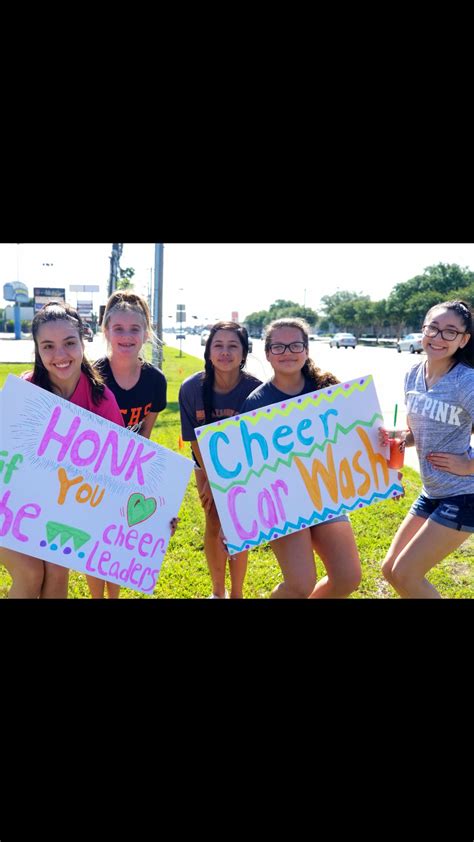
[196,374,403,555]
[0,375,194,595]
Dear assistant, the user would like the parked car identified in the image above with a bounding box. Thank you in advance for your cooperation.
[309,334,331,342]
[397,333,423,354]
[329,332,357,349]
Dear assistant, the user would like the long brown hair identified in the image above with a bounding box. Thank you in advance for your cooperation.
[202,321,250,424]
[264,317,339,388]
[424,299,474,368]
[31,301,105,404]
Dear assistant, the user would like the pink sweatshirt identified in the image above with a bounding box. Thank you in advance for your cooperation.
[21,370,125,427]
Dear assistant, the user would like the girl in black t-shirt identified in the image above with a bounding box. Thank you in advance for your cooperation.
[91,290,175,599]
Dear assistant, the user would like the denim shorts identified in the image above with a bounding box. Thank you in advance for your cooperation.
[409,493,474,533]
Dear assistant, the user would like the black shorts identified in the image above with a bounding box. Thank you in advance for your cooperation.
[409,493,474,533]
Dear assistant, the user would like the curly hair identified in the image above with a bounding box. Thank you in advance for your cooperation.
[264,317,339,388]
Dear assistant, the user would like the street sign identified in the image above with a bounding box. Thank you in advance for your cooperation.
[3,281,29,302]
[176,304,186,322]
[33,287,66,312]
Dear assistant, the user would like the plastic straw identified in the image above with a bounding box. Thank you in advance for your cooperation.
[393,403,398,429]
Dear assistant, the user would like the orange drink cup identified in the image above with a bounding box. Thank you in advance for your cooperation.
[388,431,405,469]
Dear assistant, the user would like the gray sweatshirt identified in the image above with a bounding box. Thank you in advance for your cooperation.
[405,360,474,498]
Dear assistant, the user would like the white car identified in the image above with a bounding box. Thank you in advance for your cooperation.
[329,332,357,349]
[397,333,423,354]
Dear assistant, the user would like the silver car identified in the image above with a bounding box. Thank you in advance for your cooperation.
[329,332,357,349]
[397,333,423,354]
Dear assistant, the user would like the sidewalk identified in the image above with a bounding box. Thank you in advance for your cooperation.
[0,334,35,363]
[0,333,106,364]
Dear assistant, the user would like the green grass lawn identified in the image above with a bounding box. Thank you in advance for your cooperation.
[1,351,473,598]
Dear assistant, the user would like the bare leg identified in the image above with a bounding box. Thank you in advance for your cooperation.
[203,504,229,596]
[309,521,361,598]
[228,551,248,598]
[40,561,70,599]
[86,575,106,599]
[381,512,426,598]
[0,547,44,599]
[196,470,228,597]
[270,529,316,598]
[387,518,469,598]
[105,582,121,599]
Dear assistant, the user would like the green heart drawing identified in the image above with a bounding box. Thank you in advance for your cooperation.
[127,493,157,526]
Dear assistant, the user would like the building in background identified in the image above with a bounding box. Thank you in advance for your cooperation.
[5,305,34,321]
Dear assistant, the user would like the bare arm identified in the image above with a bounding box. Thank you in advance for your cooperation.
[426,452,474,476]
[139,411,159,439]
[191,440,214,514]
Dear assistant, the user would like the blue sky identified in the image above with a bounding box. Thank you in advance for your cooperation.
[1,243,474,323]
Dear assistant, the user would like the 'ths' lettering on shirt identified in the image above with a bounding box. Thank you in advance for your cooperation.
[404,360,474,498]
[94,357,167,433]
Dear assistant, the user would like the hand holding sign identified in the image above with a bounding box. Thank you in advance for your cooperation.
[195,375,403,555]
[0,376,193,595]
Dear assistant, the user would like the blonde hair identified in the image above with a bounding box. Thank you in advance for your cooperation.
[102,290,163,358]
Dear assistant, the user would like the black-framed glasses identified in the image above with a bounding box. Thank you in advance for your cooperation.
[422,324,466,342]
[269,341,307,355]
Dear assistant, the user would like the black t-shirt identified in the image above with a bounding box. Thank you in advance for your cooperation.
[94,357,167,433]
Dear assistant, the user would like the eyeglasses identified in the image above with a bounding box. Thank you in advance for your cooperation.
[422,324,466,342]
[269,341,307,355]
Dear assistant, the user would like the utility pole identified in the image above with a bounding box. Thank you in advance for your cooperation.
[152,243,164,368]
[108,243,123,297]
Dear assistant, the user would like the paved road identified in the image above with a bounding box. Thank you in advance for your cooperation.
[2,331,447,474]
[0,332,107,364]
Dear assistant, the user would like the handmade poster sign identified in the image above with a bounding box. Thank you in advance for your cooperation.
[196,374,403,555]
[0,375,194,595]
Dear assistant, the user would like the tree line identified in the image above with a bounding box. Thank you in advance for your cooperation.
[244,263,474,338]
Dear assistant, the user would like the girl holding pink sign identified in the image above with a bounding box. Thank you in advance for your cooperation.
[0,301,125,599]
[240,318,362,599]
